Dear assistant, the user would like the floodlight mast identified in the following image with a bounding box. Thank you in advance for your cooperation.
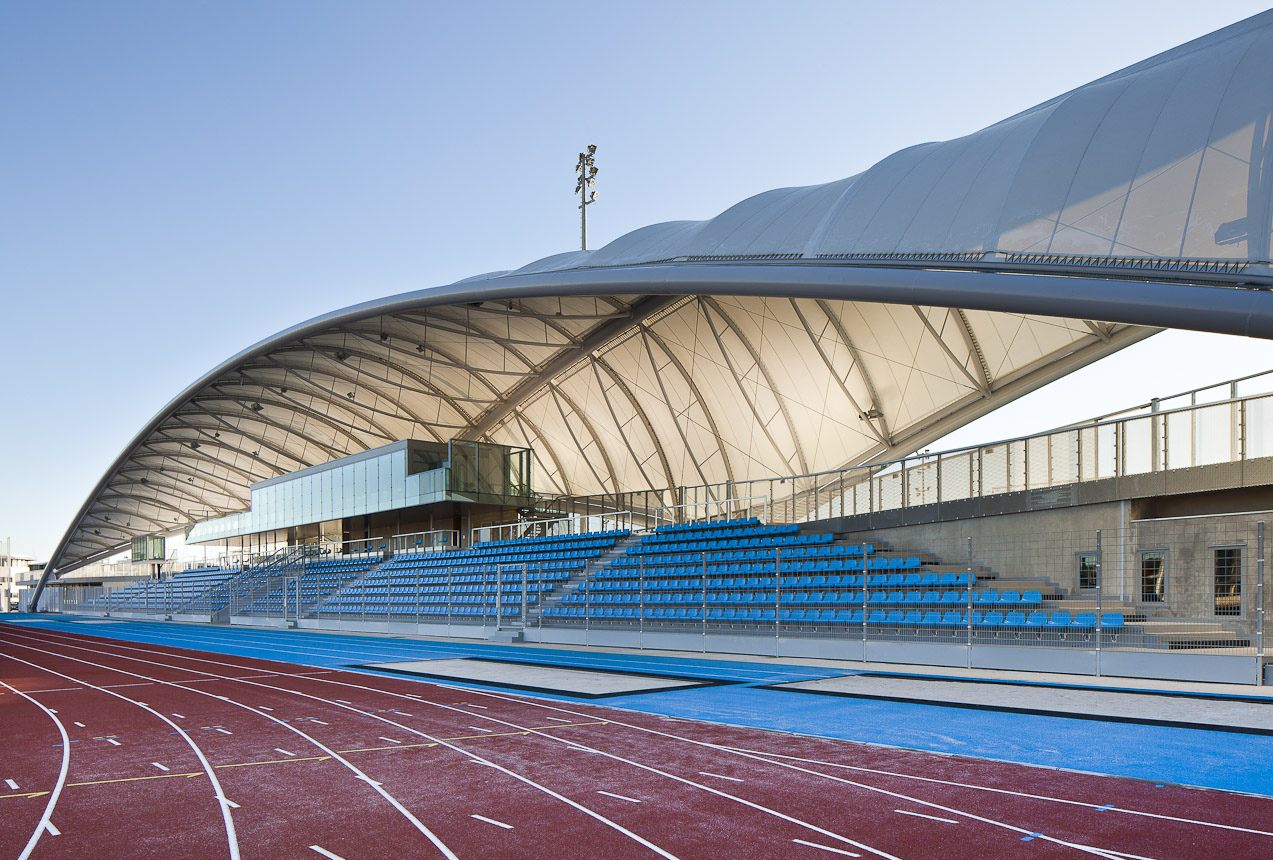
[575,144,598,250]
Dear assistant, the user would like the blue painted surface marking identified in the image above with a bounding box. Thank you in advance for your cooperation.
[4,615,1273,796]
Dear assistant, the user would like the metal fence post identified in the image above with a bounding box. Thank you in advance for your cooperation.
[495,568,503,629]
[702,551,708,652]
[966,536,974,669]
[1095,529,1103,677]
[862,554,869,656]
[775,547,781,657]
[632,556,640,647]
[1259,521,1265,686]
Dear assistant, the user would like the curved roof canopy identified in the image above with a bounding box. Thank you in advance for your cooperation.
[41,11,1273,593]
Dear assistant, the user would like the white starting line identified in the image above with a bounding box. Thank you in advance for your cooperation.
[44,821,61,837]
[309,846,345,860]
[698,771,744,783]
[596,790,641,803]
[793,838,860,857]
[106,739,121,746]
[470,814,513,830]
[151,762,169,772]
[275,748,296,757]
[378,737,401,744]
[5,779,18,790]
[894,809,959,825]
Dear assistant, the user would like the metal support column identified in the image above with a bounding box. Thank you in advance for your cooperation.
[1259,522,1265,686]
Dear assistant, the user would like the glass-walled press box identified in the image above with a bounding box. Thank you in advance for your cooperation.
[186,439,533,544]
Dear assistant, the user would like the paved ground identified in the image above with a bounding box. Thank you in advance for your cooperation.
[775,674,1273,733]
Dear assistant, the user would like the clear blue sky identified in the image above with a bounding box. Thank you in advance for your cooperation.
[4,1,1273,561]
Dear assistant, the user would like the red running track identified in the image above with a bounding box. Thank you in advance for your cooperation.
[1,625,1271,860]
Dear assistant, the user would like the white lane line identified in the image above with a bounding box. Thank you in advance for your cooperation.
[334,699,351,704]
[597,790,640,803]
[106,739,121,746]
[395,711,413,717]
[545,716,573,722]
[311,719,328,725]
[274,748,296,757]
[7,630,683,860]
[378,736,401,744]
[895,809,959,824]
[5,779,18,790]
[172,713,185,719]
[0,631,455,860]
[215,728,233,735]
[43,822,60,837]
[470,814,513,830]
[466,704,487,709]
[792,838,860,857]
[73,722,85,728]
[258,706,272,711]
[152,762,170,772]
[309,846,346,860]
[698,771,743,782]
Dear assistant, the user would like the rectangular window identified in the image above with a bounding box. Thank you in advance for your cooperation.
[1077,552,1099,590]
[1213,547,1242,616]
[1140,551,1165,603]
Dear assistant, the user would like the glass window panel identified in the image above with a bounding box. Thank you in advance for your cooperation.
[1140,550,1165,603]
[1077,552,1099,590]
[1214,547,1242,616]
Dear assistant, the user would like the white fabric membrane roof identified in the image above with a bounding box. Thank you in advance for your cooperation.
[42,10,1273,586]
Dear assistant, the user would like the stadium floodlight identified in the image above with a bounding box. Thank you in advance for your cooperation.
[575,144,599,250]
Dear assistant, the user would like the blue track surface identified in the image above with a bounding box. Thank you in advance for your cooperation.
[6,614,1273,796]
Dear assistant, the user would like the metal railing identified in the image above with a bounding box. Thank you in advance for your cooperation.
[472,512,633,545]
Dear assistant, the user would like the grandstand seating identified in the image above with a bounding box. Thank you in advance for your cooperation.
[85,519,1140,646]
[539,518,1129,639]
[89,566,234,614]
[307,530,628,620]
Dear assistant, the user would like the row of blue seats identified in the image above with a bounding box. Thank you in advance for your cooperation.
[594,570,961,588]
[612,547,884,566]
[350,583,554,595]
[358,570,571,586]
[324,594,539,606]
[634,533,830,553]
[381,557,593,573]
[562,589,1038,607]
[316,605,524,618]
[544,607,1126,628]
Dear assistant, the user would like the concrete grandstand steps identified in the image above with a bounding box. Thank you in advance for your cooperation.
[1131,619,1251,649]
[523,533,639,624]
